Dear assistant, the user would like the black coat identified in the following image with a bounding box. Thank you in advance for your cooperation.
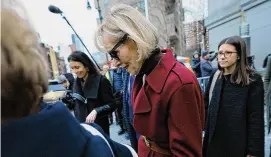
[203,73,264,157]
[73,74,116,135]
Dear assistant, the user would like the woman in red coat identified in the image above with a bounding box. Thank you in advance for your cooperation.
[95,4,205,156]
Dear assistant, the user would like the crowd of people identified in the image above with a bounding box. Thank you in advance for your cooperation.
[1,0,271,157]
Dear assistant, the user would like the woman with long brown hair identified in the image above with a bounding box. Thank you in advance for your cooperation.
[203,36,264,157]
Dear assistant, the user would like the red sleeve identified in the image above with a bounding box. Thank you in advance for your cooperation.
[168,83,204,157]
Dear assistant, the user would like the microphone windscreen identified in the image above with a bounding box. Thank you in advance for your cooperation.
[48,5,62,14]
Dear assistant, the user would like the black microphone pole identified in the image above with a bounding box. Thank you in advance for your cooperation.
[48,5,101,71]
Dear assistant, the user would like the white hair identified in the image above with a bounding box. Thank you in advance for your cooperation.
[95,4,159,62]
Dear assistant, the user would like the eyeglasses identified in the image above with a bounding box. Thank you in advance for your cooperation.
[217,51,237,58]
[108,34,128,60]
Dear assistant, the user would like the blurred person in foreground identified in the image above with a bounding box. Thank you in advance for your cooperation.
[1,1,137,156]
[95,4,205,156]
[203,36,264,157]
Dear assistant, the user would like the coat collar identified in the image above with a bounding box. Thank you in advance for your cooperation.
[74,75,102,99]
[145,48,176,93]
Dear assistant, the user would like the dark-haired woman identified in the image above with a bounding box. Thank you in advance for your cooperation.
[68,51,116,136]
[203,36,264,157]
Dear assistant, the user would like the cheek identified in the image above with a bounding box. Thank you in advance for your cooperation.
[229,55,238,63]
[76,68,84,74]
[119,48,130,59]
[81,68,88,74]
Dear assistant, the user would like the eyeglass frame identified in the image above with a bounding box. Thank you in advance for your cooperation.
[217,51,237,58]
[108,33,129,60]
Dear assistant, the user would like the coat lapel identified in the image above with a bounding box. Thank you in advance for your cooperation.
[133,85,151,114]
[74,78,84,95]
[132,48,175,114]
[83,75,102,99]
[73,75,102,99]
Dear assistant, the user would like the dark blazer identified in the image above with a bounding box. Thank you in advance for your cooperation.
[1,102,136,157]
[73,74,116,135]
[203,73,264,157]
[132,49,205,157]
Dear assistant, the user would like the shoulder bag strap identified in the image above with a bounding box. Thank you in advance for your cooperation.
[209,70,221,105]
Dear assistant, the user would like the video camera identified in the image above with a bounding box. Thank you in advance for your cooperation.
[61,90,76,110]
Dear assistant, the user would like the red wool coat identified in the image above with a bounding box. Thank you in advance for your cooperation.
[132,49,205,157]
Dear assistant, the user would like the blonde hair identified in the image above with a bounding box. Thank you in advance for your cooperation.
[1,0,48,120]
[95,4,159,62]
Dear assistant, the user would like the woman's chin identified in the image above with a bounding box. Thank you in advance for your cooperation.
[77,75,84,79]
[219,64,228,68]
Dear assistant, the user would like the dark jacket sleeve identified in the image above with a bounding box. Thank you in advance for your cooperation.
[247,74,264,156]
[95,76,117,116]
[202,62,213,72]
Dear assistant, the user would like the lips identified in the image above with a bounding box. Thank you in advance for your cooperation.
[219,61,227,64]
